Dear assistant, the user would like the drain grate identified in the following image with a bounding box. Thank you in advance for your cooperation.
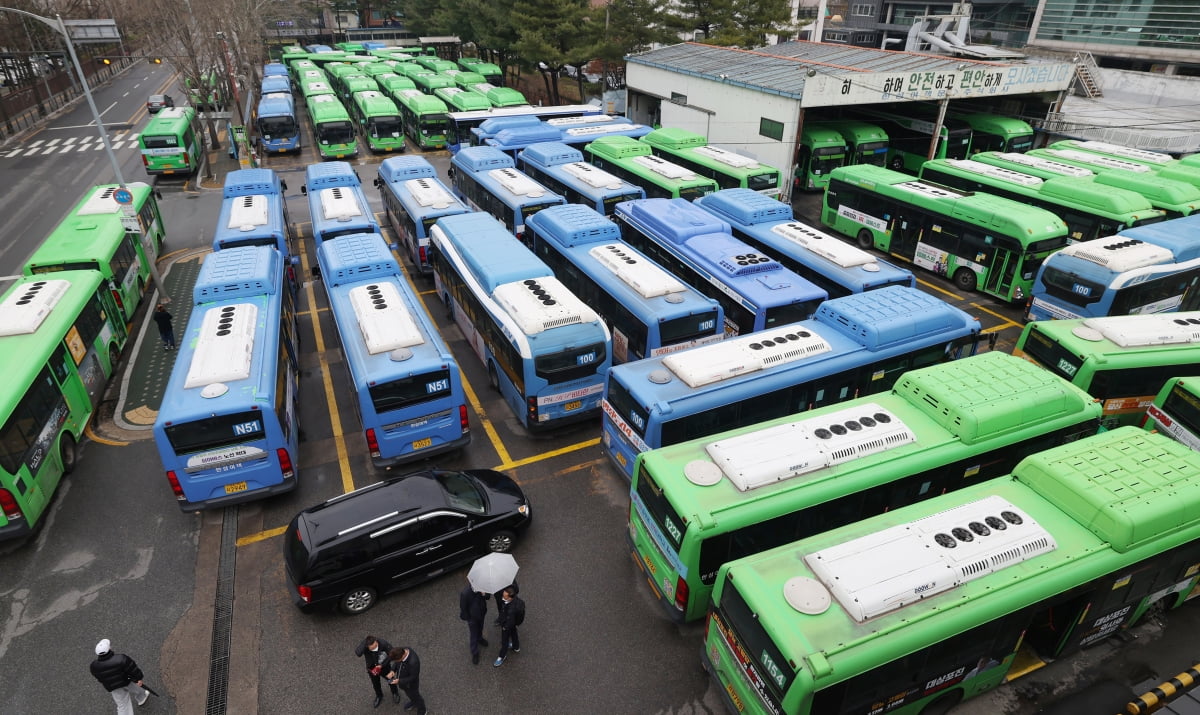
[204,506,238,715]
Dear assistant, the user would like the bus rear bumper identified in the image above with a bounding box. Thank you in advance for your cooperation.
[700,647,748,715]
[178,478,298,513]
[375,433,471,470]
[626,532,687,624]
[0,519,33,542]
[527,407,601,434]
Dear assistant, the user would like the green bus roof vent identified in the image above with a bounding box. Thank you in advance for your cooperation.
[805,495,1055,622]
[0,279,70,336]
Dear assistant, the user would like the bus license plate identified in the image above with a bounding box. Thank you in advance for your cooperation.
[412,437,433,451]
[224,481,248,494]
[564,400,582,411]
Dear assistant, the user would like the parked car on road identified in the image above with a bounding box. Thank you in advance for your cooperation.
[284,469,531,614]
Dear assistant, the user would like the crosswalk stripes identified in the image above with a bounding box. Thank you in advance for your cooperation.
[2,131,140,158]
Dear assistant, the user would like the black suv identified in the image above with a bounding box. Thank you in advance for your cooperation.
[284,469,531,614]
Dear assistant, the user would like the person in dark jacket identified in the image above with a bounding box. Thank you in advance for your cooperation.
[89,638,149,714]
[493,587,526,667]
[152,304,175,350]
[387,646,427,714]
[355,634,400,708]
[459,582,490,665]
[493,580,518,624]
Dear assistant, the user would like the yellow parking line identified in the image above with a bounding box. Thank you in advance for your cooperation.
[85,423,128,447]
[914,277,962,301]
[971,302,1021,331]
[495,438,600,474]
[299,238,357,494]
[236,525,287,547]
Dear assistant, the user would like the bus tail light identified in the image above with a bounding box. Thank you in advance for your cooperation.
[673,576,689,614]
[297,584,312,604]
[141,155,149,167]
[183,151,190,167]
[527,397,538,422]
[418,245,427,266]
[0,488,22,520]
[458,405,470,433]
[277,448,295,479]
[165,471,185,501]
[110,289,125,316]
[365,429,380,458]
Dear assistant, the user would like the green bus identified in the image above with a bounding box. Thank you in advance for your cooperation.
[350,90,405,153]
[448,71,487,91]
[377,74,416,97]
[1038,144,1200,193]
[334,41,366,53]
[955,112,1034,154]
[1015,311,1200,429]
[823,164,1069,302]
[138,107,201,176]
[288,58,319,84]
[1144,376,1200,452]
[813,120,889,168]
[324,63,366,96]
[412,55,457,73]
[393,88,448,149]
[300,77,335,100]
[457,57,503,86]
[306,93,358,159]
[471,83,527,108]
[795,124,847,191]
[0,271,129,541]
[411,71,454,96]
[628,351,1101,622]
[640,127,785,198]
[584,135,719,201]
[853,108,974,172]
[434,86,491,112]
[340,74,378,103]
[974,150,1200,218]
[919,157,1167,243]
[705,426,1200,715]
[360,62,398,79]
[25,183,166,322]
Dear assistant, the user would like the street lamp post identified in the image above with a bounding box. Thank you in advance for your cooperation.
[0,6,168,300]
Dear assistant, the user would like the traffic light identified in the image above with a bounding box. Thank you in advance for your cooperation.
[150,57,162,64]
[100,58,112,65]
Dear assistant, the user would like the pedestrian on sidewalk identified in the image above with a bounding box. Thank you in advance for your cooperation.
[89,638,150,714]
[386,646,427,714]
[459,581,490,665]
[152,303,175,351]
[493,586,526,667]
[355,634,400,708]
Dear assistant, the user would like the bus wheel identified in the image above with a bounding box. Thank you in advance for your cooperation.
[339,586,377,614]
[487,529,516,553]
[488,364,500,392]
[953,268,977,292]
[918,689,963,715]
[856,229,873,250]
[60,434,78,475]
[889,156,906,171]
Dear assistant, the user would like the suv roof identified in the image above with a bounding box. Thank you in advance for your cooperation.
[299,472,445,548]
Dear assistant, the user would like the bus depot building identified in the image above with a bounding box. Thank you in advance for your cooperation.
[624,41,1076,200]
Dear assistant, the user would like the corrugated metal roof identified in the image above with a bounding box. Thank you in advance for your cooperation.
[626,40,1015,99]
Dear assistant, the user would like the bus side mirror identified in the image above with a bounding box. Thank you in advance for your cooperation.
[289,255,300,267]
[987,332,999,352]
[280,179,288,192]
[373,177,381,188]
[300,184,307,196]
[154,190,163,200]
[311,265,321,279]
[388,242,399,252]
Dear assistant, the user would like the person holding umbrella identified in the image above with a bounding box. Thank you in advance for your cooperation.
[459,579,490,665]
[89,638,151,713]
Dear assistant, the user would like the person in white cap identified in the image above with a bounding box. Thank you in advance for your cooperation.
[89,638,150,713]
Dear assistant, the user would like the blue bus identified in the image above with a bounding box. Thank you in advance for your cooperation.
[1026,216,1200,321]
[526,204,724,363]
[302,161,381,245]
[601,285,983,478]
[261,75,291,96]
[518,142,645,218]
[317,232,470,466]
[430,212,612,430]
[212,169,294,258]
[449,146,566,243]
[153,245,300,510]
[694,188,916,298]
[485,117,653,161]
[613,197,828,337]
[374,155,470,275]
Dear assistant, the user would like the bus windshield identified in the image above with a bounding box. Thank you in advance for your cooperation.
[164,410,265,454]
[259,116,296,136]
[368,117,403,137]
[369,369,453,413]
[747,171,781,193]
[633,463,686,554]
[606,377,648,439]
[535,342,607,384]
[660,314,721,346]
[317,122,354,143]
[765,302,813,329]
[714,583,794,706]
[1020,326,1084,381]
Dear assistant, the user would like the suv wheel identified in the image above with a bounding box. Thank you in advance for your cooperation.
[339,586,377,614]
[487,530,515,553]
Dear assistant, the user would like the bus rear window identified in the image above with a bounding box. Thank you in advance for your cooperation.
[165,410,266,454]
[659,311,719,347]
[678,185,712,202]
[633,462,687,554]
[535,342,606,384]
[764,300,816,329]
[1163,384,1200,438]
[747,171,780,192]
[606,377,648,439]
[522,202,559,222]
[1021,327,1084,381]
[369,369,453,414]
[143,135,179,149]
[715,580,793,708]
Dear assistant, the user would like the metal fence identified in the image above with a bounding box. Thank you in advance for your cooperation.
[0,56,132,143]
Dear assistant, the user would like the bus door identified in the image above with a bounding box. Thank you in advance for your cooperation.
[980,239,1017,298]
[888,207,922,261]
[1021,590,1092,662]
